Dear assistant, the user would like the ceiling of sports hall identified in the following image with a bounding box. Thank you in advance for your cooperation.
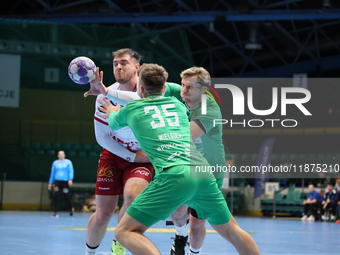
[1,0,340,78]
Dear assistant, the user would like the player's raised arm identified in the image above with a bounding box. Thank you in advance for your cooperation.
[97,97,128,130]
[84,67,108,97]
[85,67,140,106]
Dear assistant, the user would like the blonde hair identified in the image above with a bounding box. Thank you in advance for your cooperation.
[180,67,211,85]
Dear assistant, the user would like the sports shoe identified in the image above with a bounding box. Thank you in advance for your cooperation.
[307,215,315,222]
[111,240,125,255]
[301,215,308,221]
[70,207,75,216]
[170,234,188,255]
[330,214,336,221]
[321,215,329,221]
[52,213,59,218]
[335,220,340,224]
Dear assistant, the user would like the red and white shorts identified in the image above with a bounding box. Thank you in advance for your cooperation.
[95,148,153,196]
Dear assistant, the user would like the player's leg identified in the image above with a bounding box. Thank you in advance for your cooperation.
[194,177,260,255]
[52,181,61,217]
[118,164,153,220]
[115,213,160,255]
[170,205,189,255]
[211,217,260,255]
[187,213,206,255]
[119,177,149,220]
[186,178,224,254]
[85,151,124,255]
[111,165,152,254]
[116,165,194,255]
[60,181,74,216]
[86,195,119,253]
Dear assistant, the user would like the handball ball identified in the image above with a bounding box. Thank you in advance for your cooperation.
[68,56,96,84]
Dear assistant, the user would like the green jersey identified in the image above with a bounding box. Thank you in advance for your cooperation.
[164,83,227,172]
[108,95,208,175]
[164,82,183,102]
[189,96,226,180]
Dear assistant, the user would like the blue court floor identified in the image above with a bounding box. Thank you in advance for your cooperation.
[0,210,339,255]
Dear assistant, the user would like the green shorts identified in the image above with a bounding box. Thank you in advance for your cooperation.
[126,165,231,227]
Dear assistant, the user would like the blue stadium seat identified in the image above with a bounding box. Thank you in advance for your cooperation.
[326,154,335,160]
[61,143,72,151]
[21,142,30,149]
[72,143,82,151]
[82,144,93,151]
[240,154,251,161]
[66,150,77,158]
[78,151,87,157]
[92,144,102,152]
[309,154,317,160]
[52,142,61,151]
[271,154,279,161]
[41,142,51,150]
[289,154,299,161]
[31,142,41,150]
[280,154,289,161]
[317,154,326,160]
[88,151,98,157]
[35,149,45,155]
[46,149,56,156]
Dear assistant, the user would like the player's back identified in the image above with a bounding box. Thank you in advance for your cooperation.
[124,95,207,174]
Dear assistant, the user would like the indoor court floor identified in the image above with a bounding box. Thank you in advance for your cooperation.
[0,210,339,255]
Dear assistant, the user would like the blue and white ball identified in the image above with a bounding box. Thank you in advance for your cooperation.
[68,56,96,84]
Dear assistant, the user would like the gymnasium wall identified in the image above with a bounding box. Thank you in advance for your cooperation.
[0,181,95,210]
[0,88,96,144]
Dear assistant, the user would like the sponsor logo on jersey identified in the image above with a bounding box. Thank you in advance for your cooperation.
[98,167,114,177]
[97,177,114,182]
[98,187,110,190]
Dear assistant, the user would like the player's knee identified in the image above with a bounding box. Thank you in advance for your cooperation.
[190,218,206,231]
[94,207,115,224]
[123,190,139,205]
[114,224,126,242]
[172,206,188,218]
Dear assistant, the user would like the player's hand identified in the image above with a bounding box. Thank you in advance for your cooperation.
[84,67,108,97]
[48,184,52,190]
[97,97,121,118]
[68,180,73,186]
[134,150,150,163]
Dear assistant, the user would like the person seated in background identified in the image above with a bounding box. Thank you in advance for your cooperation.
[301,184,323,222]
[334,177,340,192]
[335,192,340,224]
[321,183,338,221]
[82,193,96,213]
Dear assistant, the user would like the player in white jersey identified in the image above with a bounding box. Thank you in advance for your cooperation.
[83,48,153,255]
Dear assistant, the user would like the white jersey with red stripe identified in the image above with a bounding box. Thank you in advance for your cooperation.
[94,82,141,162]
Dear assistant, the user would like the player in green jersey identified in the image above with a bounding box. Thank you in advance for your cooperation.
[97,63,260,255]
[167,67,227,255]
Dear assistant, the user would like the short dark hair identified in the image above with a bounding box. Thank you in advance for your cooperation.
[112,48,141,63]
[137,63,168,94]
[327,183,333,187]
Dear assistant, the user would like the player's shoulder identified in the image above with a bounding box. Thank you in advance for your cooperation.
[166,82,181,87]
[206,95,221,109]
[109,82,120,89]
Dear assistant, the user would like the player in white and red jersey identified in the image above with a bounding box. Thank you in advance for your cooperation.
[83,48,153,255]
